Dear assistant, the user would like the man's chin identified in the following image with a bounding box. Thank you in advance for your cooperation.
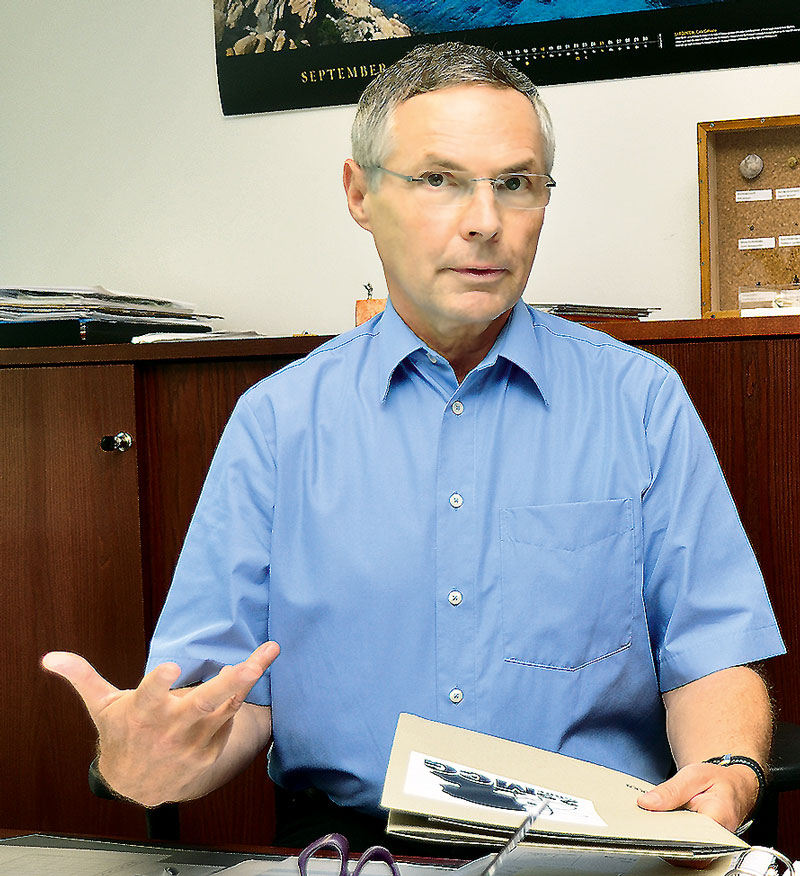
[441,286,520,318]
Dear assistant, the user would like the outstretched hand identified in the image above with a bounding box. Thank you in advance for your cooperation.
[41,641,279,807]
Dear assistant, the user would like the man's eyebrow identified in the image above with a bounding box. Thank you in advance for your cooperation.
[418,155,467,171]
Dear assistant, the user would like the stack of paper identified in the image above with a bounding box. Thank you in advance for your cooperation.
[0,285,221,346]
[381,714,748,860]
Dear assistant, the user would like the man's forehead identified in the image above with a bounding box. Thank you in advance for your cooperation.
[386,84,543,168]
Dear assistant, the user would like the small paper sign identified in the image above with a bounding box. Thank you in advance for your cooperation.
[736,189,772,202]
[739,237,776,250]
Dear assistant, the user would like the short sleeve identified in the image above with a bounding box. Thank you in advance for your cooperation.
[145,393,276,705]
[641,368,784,691]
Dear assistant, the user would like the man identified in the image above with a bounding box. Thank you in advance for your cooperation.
[44,42,783,850]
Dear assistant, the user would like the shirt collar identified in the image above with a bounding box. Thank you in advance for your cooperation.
[375,297,428,401]
[375,297,550,406]
[484,299,550,406]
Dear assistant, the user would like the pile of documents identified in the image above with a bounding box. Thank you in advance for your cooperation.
[530,304,659,321]
[0,285,221,346]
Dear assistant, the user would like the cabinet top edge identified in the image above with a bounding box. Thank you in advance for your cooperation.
[0,335,335,366]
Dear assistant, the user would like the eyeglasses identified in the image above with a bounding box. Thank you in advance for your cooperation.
[370,166,556,210]
[297,833,401,876]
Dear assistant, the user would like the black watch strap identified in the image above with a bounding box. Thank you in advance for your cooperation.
[704,754,767,814]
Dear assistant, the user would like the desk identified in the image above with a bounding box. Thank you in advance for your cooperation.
[0,832,467,875]
[0,832,281,873]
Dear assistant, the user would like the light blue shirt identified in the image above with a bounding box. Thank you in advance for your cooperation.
[147,298,784,815]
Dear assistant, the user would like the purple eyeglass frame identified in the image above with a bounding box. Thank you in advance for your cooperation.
[297,832,401,876]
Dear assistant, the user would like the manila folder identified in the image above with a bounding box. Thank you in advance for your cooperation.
[381,714,748,860]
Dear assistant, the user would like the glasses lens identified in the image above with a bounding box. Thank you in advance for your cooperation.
[496,174,551,209]
[418,171,468,205]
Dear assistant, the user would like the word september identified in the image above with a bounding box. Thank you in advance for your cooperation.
[300,63,386,84]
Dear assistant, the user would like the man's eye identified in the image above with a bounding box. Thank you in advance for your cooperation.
[421,172,453,188]
[500,175,529,192]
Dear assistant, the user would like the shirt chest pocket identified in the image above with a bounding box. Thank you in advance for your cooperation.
[499,499,636,670]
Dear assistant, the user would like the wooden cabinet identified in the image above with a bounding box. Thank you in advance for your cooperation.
[3,317,800,853]
[1,364,144,837]
[0,337,325,844]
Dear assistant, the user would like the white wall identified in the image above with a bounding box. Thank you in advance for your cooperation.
[3,1,799,335]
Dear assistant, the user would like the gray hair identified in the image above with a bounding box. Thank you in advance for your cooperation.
[351,42,555,188]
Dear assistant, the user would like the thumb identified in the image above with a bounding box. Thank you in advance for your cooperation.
[638,775,688,812]
[42,651,120,719]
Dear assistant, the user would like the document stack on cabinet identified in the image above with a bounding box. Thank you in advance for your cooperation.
[381,714,749,861]
[0,285,221,346]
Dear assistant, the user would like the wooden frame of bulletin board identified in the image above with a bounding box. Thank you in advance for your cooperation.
[698,115,800,317]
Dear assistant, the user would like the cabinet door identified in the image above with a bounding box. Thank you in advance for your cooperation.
[0,364,146,836]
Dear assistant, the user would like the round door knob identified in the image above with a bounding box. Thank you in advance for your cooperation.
[100,431,133,452]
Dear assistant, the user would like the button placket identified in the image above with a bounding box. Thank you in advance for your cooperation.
[435,386,477,724]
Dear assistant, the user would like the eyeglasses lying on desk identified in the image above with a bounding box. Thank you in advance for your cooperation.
[297,833,401,876]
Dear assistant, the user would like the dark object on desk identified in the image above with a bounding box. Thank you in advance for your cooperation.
[0,319,212,347]
[748,722,800,849]
[88,757,181,842]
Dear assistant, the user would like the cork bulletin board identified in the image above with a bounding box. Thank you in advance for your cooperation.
[699,116,800,315]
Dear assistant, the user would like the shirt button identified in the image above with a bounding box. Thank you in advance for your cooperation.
[448,590,463,606]
[451,400,464,416]
[449,492,463,509]
[449,688,464,704]
[427,352,438,364]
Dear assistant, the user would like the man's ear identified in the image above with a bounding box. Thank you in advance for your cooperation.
[343,159,372,231]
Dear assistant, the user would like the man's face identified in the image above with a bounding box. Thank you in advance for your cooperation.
[345,84,548,346]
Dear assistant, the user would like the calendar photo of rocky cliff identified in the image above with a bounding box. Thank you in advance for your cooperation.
[213,0,800,113]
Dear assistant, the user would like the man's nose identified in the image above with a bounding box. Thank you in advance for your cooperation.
[458,180,502,239]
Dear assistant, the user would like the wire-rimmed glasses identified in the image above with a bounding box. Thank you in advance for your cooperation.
[370,166,556,210]
[297,833,401,876]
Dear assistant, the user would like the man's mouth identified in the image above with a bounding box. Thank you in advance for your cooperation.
[451,266,506,278]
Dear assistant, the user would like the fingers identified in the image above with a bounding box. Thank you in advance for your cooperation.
[41,651,119,717]
[133,661,183,711]
[187,642,280,719]
[43,642,279,755]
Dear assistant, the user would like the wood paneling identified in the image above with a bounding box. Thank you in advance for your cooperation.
[0,365,146,836]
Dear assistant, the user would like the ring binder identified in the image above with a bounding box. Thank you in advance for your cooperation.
[726,846,795,876]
